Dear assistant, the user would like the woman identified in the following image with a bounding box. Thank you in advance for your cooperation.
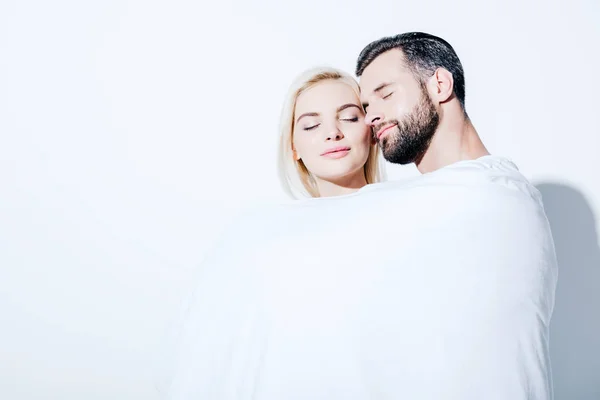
[278,67,385,199]
[156,67,385,399]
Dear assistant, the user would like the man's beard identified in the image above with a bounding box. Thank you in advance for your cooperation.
[374,90,440,165]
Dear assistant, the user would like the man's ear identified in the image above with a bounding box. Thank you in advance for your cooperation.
[427,67,454,104]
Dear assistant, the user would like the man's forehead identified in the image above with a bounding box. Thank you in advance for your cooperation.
[359,49,406,93]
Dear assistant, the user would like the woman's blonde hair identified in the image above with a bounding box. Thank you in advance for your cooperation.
[277,66,385,199]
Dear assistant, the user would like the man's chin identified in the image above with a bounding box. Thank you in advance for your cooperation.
[382,143,422,165]
[383,153,414,165]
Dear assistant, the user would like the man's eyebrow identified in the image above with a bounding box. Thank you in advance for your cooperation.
[373,82,394,93]
[296,112,319,123]
[362,82,395,110]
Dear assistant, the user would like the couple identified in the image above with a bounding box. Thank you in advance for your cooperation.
[280,32,483,198]
[160,32,558,399]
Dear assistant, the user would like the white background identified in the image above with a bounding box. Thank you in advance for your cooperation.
[1,0,599,398]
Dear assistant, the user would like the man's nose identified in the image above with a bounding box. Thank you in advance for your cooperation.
[366,110,383,126]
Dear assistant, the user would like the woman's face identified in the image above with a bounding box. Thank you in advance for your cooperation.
[292,80,373,185]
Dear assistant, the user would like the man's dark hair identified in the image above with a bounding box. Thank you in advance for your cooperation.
[356,32,466,110]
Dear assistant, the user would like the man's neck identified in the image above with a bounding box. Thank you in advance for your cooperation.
[416,114,490,174]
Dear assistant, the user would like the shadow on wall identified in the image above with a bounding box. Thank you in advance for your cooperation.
[535,182,600,400]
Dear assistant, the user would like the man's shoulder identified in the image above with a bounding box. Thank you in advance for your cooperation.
[443,155,543,204]
[365,155,542,206]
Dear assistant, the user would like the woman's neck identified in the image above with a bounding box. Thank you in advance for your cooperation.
[315,170,368,198]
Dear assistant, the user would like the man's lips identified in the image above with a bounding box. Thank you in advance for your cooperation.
[376,123,397,140]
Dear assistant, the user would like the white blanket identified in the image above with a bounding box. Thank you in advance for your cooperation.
[160,155,558,400]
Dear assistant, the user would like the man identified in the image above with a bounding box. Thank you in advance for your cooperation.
[357,32,488,173]
[162,33,558,400]
[352,32,559,398]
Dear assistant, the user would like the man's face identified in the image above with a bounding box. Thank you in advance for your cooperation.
[359,49,439,165]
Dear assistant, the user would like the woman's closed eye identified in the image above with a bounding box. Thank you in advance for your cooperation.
[383,92,394,99]
[303,115,358,130]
